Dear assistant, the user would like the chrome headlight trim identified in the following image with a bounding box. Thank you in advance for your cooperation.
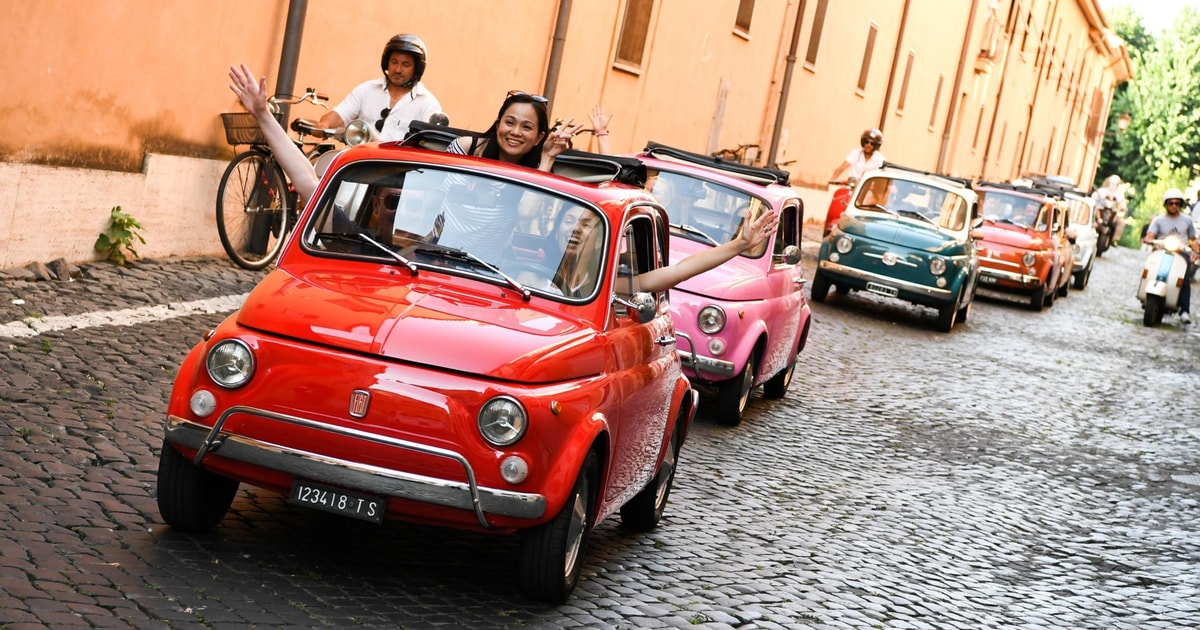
[205,339,255,389]
[929,257,947,275]
[697,305,727,334]
[478,396,528,447]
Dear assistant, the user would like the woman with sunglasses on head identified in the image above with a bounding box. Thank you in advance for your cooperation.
[830,128,885,181]
[315,34,443,142]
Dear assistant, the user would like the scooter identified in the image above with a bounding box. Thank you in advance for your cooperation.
[823,177,857,235]
[1136,235,1193,326]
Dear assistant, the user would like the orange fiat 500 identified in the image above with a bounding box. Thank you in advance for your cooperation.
[973,182,1074,310]
[155,126,697,604]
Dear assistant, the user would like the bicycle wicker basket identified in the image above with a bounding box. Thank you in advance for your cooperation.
[221,112,269,146]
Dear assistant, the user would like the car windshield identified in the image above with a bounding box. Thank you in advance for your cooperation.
[853,176,970,231]
[979,191,1050,231]
[650,170,770,257]
[301,162,608,301]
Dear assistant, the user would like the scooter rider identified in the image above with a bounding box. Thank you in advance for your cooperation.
[831,128,885,181]
[316,34,443,142]
[1143,188,1199,324]
[1093,174,1128,243]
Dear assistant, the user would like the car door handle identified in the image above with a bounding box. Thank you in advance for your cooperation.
[793,277,808,285]
[655,335,676,346]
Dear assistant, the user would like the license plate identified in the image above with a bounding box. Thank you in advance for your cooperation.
[980,275,998,284]
[289,479,384,524]
[865,282,899,297]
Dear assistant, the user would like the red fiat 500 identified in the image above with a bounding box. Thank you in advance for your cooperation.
[973,182,1074,310]
[635,143,811,427]
[156,128,697,604]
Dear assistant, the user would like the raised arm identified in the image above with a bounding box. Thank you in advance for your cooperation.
[539,118,584,172]
[228,64,319,202]
[635,209,780,294]
[588,105,613,155]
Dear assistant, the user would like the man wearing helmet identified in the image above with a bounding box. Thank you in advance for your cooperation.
[316,34,443,142]
[831,129,885,181]
[1143,188,1199,324]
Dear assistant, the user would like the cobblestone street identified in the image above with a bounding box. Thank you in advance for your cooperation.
[1,229,1197,629]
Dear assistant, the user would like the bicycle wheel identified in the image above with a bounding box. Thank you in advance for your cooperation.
[216,150,291,270]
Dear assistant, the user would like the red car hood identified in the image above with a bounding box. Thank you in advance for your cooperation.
[976,223,1050,250]
[669,237,768,301]
[236,269,603,383]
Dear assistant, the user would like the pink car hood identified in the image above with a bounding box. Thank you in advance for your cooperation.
[669,237,769,301]
[236,269,604,383]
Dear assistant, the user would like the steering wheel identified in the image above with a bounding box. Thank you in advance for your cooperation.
[505,261,562,293]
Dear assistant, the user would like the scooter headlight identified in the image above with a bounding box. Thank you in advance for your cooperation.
[1161,235,1184,253]
[344,120,373,147]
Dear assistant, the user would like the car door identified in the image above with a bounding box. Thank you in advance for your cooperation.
[762,198,806,380]
[603,209,675,507]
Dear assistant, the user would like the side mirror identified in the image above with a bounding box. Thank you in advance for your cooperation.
[613,292,657,324]
[780,244,801,265]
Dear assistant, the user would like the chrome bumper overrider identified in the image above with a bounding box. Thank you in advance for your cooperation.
[165,408,545,529]
[677,351,735,378]
[819,260,951,299]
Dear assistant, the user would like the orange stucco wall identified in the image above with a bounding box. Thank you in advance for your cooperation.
[0,0,1128,268]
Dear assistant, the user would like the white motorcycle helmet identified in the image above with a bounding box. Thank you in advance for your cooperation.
[1163,188,1185,209]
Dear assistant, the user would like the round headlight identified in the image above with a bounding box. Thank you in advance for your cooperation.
[1162,235,1184,252]
[344,120,372,146]
[206,340,254,389]
[929,257,947,275]
[1022,252,1037,267]
[697,306,726,334]
[479,396,528,446]
[836,236,853,254]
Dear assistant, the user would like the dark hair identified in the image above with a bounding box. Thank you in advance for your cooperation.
[475,92,550,169]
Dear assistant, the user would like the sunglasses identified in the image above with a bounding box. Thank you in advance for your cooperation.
[862,139,881,147]
[507,90,549,105]
[1165,200,1184,207]
[376,193,401,210]
[376,107,391,133]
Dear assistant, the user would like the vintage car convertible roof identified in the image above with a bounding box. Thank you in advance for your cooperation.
[640,141,792,186]
[403,120,646,188]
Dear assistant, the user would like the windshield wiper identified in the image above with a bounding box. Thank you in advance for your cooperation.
[895,208,938,227]
[315,232,418,275]
[858,203,894,214]
[669,223,721,246]
[414,245,532,300]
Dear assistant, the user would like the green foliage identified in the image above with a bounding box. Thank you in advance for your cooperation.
[93,206,146,266]
[1096,4,1200,228]
[1121,164,1192,247]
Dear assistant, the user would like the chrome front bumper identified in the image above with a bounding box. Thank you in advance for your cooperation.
[165,408,545,529]
[819,260,952,300]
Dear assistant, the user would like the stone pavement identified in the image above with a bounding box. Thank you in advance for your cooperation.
[1,233,1198,629]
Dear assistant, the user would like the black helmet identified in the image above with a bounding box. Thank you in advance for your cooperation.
[381,34,428,84]
[860,128,883,146]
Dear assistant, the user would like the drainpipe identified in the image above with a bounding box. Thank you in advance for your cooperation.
[936,0,982,174]
[542,0,572,118]
[878,0,912,132]
[767,0,806,167]
[274,0,308,123]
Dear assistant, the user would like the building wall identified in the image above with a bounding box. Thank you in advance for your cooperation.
[0,0,1129,268]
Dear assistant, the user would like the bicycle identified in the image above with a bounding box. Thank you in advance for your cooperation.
[216,88,334,270]
[711,143,761,166]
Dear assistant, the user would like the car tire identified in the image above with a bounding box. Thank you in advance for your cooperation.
[1056,271,1070,298]
[1143,294,1164,327]
[715,348,757,427]
[810,270,830,303]
[956,289,973,323]
[519,450,596,604]
[156,439,240,533]
[1029,287,1046,311]
[1073,264,1091,290]
[1044,281,1057,308]
[936,298,958,333]
[620,424,680,531]
[762,355,796,400]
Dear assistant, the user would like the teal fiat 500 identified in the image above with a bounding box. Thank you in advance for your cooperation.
[811,164,980,332]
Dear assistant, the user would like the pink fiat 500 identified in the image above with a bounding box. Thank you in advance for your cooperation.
[156,126,697,604]
[635,143,812,426]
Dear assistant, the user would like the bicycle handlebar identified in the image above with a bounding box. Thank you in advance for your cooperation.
[268,87,330,114]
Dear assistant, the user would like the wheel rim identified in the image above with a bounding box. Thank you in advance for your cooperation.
[737,357,755,413]
[654,438,677,510]
[563,479,589,581]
